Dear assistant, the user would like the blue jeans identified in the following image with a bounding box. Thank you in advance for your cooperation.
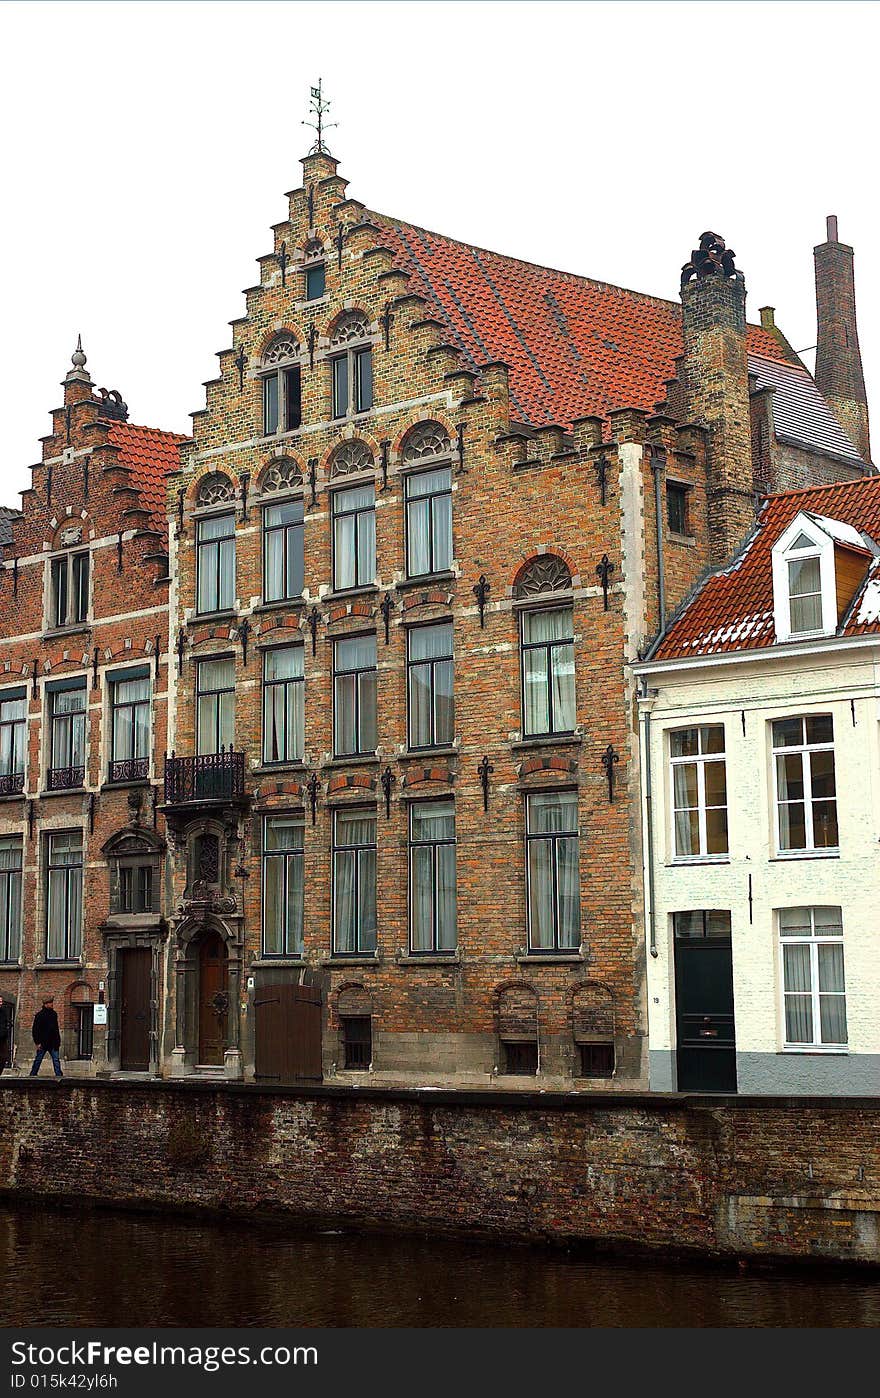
[30,1048,62,1077]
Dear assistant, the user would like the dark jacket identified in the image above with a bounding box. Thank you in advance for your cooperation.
[32,1007,61,1051]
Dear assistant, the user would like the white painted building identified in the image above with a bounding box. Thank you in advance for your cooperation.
[635,479,880,1094]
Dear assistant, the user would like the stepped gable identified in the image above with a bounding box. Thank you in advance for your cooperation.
[653,476,880,660]
[106,422,187,530]
[374,215,797,429]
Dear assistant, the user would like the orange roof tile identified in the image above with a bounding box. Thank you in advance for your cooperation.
[107,422,186,533]
[652,476,880,662]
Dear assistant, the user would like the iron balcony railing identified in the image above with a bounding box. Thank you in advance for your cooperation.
[108,757,149,785]
[46,765,85,791]
[163,749,246,806]
[0,772,25,797]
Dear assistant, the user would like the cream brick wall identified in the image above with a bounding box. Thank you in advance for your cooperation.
[639,642,880,1093]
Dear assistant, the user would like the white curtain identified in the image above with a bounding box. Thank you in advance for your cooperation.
[673,762,699,855]
[782,943,813,1042]
[818,944,847,1043]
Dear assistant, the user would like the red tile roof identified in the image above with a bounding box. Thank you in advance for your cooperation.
[107,422,186,532]
[375,217,798,430]
[652,476,880,662]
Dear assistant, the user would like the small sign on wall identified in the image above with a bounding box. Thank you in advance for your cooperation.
[93,1004,108,1026]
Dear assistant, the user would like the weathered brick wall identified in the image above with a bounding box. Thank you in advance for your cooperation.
[0,1080,878,1265]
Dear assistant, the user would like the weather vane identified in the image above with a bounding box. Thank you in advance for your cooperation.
[302,79,337,154]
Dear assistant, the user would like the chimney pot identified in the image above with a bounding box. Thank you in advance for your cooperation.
[826,215,838,243]
[759,306,776,330]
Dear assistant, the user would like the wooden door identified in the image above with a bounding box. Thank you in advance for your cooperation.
[120,948,151,1071]
[254,983,323,1083]
[198,930,228,1066]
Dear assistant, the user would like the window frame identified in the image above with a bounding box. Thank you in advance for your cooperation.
[524,789,581,954]
[47,682,87,790]
[48,550,90,630]
[404,465,453,578]
[108,672,151,783]
[408,799,457,954]
[666,480,691,536]
[668,724,728,861]
[0,691,27,794]
[331,807,378,956]
[519,604,576,738]
[262,645,305,767]
[196,656,236,756]
[406,621,454,751]
[45,829,83,962]
[331,482,377,593]
[332,634,378,758]
[74,1004,94,1060]
[262,497,304,604]
[771,715,838,856]
[778,906,847,1050]
[261,361,302,437]
[0,836,23,963]
[262,813,305,958]
[195,511,236,616]
[304,262,326,302]
[330,339,373,419]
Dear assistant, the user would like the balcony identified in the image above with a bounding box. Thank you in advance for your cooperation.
[163,749,246,808]
[0,772,25,798]
[46,765,85,792]
[108,757,149,785]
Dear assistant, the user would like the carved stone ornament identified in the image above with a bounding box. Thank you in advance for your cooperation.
[261,335,300,366]
[331,441,373,477]
[514,555,572,598]
[330,312,371,346]
[59,525,83,548]
[403,421,452,463]
[680,231,738,287]
[196,473,235,507]
[261,457,303,494]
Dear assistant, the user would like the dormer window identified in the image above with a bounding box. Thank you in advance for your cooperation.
[50,551,89,629]
[786,535,822,635]
[771,511,871,644]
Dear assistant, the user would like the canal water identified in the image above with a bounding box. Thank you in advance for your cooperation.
[0,1203,877,1327]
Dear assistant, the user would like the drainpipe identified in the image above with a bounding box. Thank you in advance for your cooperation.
[641,679,659,959]
[651,448,667,626]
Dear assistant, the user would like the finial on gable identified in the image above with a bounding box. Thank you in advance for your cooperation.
[302,78,337,156]
[66,334,90,384]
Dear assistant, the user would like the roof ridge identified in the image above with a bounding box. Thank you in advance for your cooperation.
[111,422,188,441]
[763,474,880,505]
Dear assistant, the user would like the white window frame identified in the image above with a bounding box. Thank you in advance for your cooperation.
[777,906,847,1051]
[668,725,728,861]
[771,715,838,856]
[771,514,836,642]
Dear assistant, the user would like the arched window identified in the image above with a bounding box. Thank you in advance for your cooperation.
[196,473,235,508]
[496,983,539,1075]
[402,421,452,464]
[260,335,301,437]
[330,314,373,419]
[572,983,615,1078]
[513,555,572,598]
[402,423,454,579]
[261,461,304,604]
[303,240,325,302]
[196,477,236,614]
[330,441,373,478]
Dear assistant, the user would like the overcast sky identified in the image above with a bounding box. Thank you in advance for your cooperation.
[2,0,878,506]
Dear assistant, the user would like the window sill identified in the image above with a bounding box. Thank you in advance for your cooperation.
[667,531,696,548]
[323,585,380,605]
[669,856,730,867]
[42,624,91,641]
[770,850,840,862]
[253,599,305,615]
[395,952,460,966]
[39,786,85,799]
[395,571,456,593]
[319,954,381,967]
[781,1046,848,1055]
[101,778,151,792]
[510,733,582,752]
[190,610,238,625]
[250,958,307,969]
[515,950,585,965]
[253,762,306,777]
[0,790,27,803]
[322,754,379,769]
[398,744,458,761]
[34,961,82,970]
[259,428,303,445]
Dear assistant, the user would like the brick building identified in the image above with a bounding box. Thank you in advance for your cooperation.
[0,344,182,1075]
[156,146,872,1088]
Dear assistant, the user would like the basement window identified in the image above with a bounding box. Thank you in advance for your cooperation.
[502,1041,538,1075]
[578,1042,615,1078]
[342,1015,372,1070]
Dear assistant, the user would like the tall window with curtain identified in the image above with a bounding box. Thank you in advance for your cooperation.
[196,513,236,614]
[196,658,235,754]
[784,532,823,635]
[46,831,83,961]
[407,623,454,749]
[525,791,580,952]
[48,684,86,789]
[0,693,27,795]
[262,647,304,765]
[263,815,305,956]
[333,635,377,757]
[779,906,847,1047]
[409,800,456,953]
[0,837,22,962]
[109,673,150,782]
[520,608,575,737]
[405,468,453,577]
[332,483,376,592]
[669,726,727,858]
[772,715,837,853]
[332,809,377,955]
[263,499,304,602]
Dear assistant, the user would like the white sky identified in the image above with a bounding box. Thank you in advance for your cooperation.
[1,0,878,506]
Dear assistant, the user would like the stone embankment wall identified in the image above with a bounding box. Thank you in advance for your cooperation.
[0,1080,877,1266]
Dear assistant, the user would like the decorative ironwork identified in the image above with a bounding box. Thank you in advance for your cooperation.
[262,335,299,367]
[331,441,372,478]
[31,659,38,700]
[307,606,320,656]
[92,647,99,690]
[27,798,34,840]
[601,744,620,803]
[88,793,96,834]
[154,634,162,680]
[12,557,18,599]
[238,616,252,666]
[380,592,393,645]
[380,766,395,819]
[211,990,230,1017]
[308,457,318,510]
[473,575,490,628]
[0,773,24,797]
[65,404,72,446]
[176,626,187,674]
[306,770,320,825]
[680,231,738,288]
[514,555,571,598]
[164,750,246,805]
[177,489,185,532]
[46,464,52,504]
[381,300,394,350]
[477,755,494,812]
[196,833,220,883]
[197,472,235,507]
[278,240,288,286]
[47,765,85,791]
[302,78,337,156]
[402,421,451,463]
[596,554,615,610]
[308,322,317,369]
[307,184,315,225]
[336,221,345,269]
[595,454,609,506]
[748,872,753,925]
[261,457,303,494]
[117,532,124,573]
[330,312,370,346]
[82,458,89,499]
[380,440,389,492]
[234,344,247,389]
[456,423,466,474]
[240,470,250,521]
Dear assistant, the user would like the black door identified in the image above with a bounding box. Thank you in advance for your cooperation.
[674,911,736,1092]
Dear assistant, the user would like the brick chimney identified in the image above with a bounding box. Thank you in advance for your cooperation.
[814,215,871,462]
[680,233,755,563]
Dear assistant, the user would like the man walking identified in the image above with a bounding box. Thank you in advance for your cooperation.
[30,996,63,1079]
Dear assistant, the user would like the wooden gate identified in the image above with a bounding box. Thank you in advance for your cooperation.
[120,947,151,1071]
[254,983,323,1083]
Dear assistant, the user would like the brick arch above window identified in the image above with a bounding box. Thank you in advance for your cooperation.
[196,472,236,508]
[50,516,90,551]
[401,420,453,464]
[512,552,573,598]
[494,980,539,1041]
[336,982,373,1020]
[571,981,615,1041]
[258,456,304,495]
